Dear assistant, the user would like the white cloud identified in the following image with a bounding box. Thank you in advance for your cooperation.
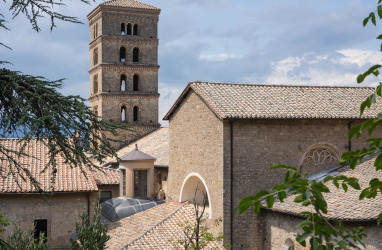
[158,82,183,126]
[263,49,381,87]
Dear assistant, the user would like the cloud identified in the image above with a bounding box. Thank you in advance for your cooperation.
[199,53,242,61]
[158,82,183,126]
[263,49,380,87]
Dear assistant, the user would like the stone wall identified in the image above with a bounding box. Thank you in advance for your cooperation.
[224,119,382,249]
[167,90,224,235]
[0,192,97,249]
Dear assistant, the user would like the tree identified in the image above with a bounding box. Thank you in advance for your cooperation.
[71,196,110,250]
[171,184,225,250]
[239,2,382,249]
[0,0,129,191]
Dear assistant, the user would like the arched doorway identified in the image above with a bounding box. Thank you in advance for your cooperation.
[179,172,212,218]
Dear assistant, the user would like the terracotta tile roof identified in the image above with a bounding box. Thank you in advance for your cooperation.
[91,167,119,185]
[107,202,224,249]
[270,156,382,221]
[106,127,168,167]
[0,138,98,193]
[100,0,160,10]
[164,82,381,120]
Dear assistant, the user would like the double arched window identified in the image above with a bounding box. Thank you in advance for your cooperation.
[133,74,139,91]
[133,48,139,62]
[121,106,127,122]
[120,75,126,91]
[120,47,126,62]
[93,74,98,94]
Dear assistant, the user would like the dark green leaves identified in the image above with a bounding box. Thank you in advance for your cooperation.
[357,65,381,83]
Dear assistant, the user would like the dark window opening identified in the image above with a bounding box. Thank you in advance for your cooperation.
[133,24,138,35]
[93,74,98,94]
[127,23,132,35]
[94,106,98,117]
[134,170,147,197]
[34,219,47,242]
[122,169,126,196]
[133,48,139,62]
[120,47,126,62]
[121,106,127,122]
[100,191,112,203]
[133,106,139,122]
[120,75,126,91]
[93,48,98,66]
[133,74,139,91]
[121,23,125,35]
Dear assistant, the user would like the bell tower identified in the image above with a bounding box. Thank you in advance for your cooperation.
[87,0,161,149]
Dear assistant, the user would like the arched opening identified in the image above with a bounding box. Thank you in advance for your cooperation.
[133,106,139,122]
[133,24,138,35]
[127,23,132,35]
[121,23,125,35]
[93,105,98,117]
[93,47,98,66]
[93,74,98,94]
[120,47,126,62]
[300,144,340,174]
[133,47,139,62]
[120,75,126,91]
[179,173,212,218]
[133,74,139,91]
[121,106,127,122]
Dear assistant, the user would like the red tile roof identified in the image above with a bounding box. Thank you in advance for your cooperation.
[91,167,119,185]
[100,0,160,10]
[0,138,98,193]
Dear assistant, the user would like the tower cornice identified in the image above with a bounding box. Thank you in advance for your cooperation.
[89,63,159,74]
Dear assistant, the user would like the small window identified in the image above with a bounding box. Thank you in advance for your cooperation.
[34,219,47,242]
[133,106,139,122]
[93,74,98,94]
[120,75,126,91]
[121,23,125,35]
[94,105,98,117]
[100,191,112,203]
[93,47,98,66]
[133,24,138,35]
[133,48,139,62]
[133,74,139,91]
[121,169,126,196]
[127,23,132,35]
[121,106,127,122]
[120,47,126,62]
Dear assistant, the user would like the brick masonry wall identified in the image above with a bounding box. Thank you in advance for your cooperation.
[224,119,382,249]
[0,192,97,249]
[98,184,120,198]
[167,91,224,236]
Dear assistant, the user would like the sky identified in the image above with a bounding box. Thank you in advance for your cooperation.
[1,0,381,126]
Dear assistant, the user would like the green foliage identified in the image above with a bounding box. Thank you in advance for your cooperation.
[0,69,129,192]
[240,3,382,249]
[4,221,49,250]
[0,212,10,233]
[71,197,110,250]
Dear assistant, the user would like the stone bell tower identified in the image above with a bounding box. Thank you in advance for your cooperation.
[87,0,161,149]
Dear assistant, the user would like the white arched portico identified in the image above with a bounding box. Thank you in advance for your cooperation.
[179,172,212,218]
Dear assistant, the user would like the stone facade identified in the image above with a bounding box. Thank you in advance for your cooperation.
[166,86,382,249]
[0,192,98,249]
[87,3,161,149]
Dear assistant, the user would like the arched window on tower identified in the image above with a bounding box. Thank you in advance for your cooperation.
[133,48,139,62]
[120,75,126,91]
[133,24,138,35]
[127,23,132,35]
[133,106,139,122]
[120,47,126,62]
[93,47,98,66]
[133,74,139,91]
[93,74,98,94]
[121,23,125,35]
[121,106,127,122]
[94,105,98,117]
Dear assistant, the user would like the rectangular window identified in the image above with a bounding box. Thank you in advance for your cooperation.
[34,219,47,242]
[134,170,147,198]
[121,169,126,196]
[100,191,112,203]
